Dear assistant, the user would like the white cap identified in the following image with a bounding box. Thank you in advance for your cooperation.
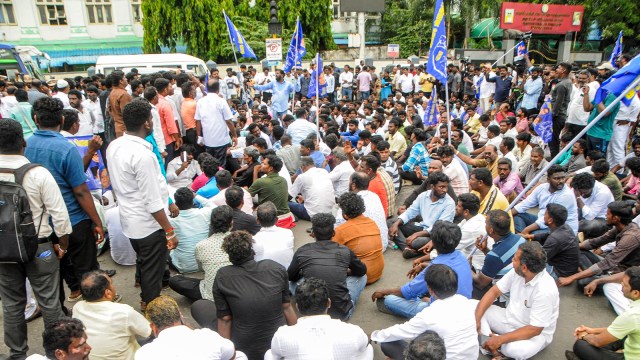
[596,62,615,71]
[56,79,69,89]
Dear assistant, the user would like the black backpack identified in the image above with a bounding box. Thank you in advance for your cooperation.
[0,163,43,263]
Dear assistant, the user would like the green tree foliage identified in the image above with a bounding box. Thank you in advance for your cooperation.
[142,0,334,62]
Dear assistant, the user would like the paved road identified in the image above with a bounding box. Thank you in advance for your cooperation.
[0,186,617,359]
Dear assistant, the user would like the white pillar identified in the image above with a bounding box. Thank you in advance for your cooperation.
[358,12,366,61]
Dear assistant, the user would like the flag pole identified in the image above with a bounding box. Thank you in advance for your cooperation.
[315,52,320,141]
[445,79,451,145]
[289,17,301,114]
[492,42,521,67]
[470,74,640,254]
[223,10,246,104]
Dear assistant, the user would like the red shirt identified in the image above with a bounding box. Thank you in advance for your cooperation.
[157,95,178,145]
[368,173,389,216]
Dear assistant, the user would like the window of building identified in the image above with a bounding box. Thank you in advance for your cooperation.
[86,0,113,24]
[131,0,142,23]
[0,0,15,25]
[36,0,67,26]
[332,0,340,19]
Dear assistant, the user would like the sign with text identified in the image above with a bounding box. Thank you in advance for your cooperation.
[340,0,385,13]
[500,2,584,34]
[387,44,400,58]
[265,38,282,61]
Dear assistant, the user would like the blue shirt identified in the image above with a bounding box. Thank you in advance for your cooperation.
[169,207,213,274]
[339,130,361,147]
[25,130,88,226]
[401,142,430,175]
[521,77,543,110]
[196,176,220,199]
[486,74,513,103]
[401,250,472,300]
[398,190,454,231]
[254,80,300,113]
[514,182,579,234]
[482,232,526,278]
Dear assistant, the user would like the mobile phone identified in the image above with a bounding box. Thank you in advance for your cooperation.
[181,151,188,162]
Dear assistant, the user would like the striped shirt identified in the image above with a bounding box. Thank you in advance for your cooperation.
[382,157,400,194]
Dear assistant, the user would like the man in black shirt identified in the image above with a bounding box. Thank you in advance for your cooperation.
[213,230,297,360]
[526,203,579,279]
[226,185,261,235]
[549,62,573,157]
[288,213,367,321]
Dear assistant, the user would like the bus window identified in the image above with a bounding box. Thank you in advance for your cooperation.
[187,64,206,76]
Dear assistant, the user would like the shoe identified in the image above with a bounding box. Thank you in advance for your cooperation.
[376,298,394,315]
[140,301,147,312]
[402,248,420,259]
[134,281,140,288]
[565,350,580,360]
[67,293,83,302]
[105,269,117,277]
[25,306,42,323]
[306,227,312,234]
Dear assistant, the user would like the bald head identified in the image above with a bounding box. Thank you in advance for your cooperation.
[428,160,443,172]
[206,79,220,93]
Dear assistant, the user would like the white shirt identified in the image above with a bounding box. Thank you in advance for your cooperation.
[579,181,614,220]
[0,95,18,117]
[83,98,105,134]
[208,187,254,214]
[496,269,559,342]
[287,118,318,146]
[615,95,640,121]
[254,72,275,93]
[443,160,469,196]
[567,82,598,126]
[339,71,354,88]
[289,167,335,217]
[166,157,202,189]
[513,145,532,173]
[73,301,151,360]
[74,107,94,136]
[106,206,136,266]
[135,325,240,360]
[479,72,496,99]
[456,214,489,270]
[398,74,415,93]
[106,134,169,239]
[504,127,518,140]
[371,295,479,360]
[502,151,519,170]
[253,226,294,269]
[335,190,388,250]
[221,75,240,100]
[266,315,373,360]
[150,104,166,152]
[52,91,70,108]
[328,161,355,197]
[195,93,233,147]
[0,155,72,239]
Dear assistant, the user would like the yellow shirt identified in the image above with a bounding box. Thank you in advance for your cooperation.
[471,186,515,232]
[465,114,481,134]
[419,73,435,93]
[386,131,407,159]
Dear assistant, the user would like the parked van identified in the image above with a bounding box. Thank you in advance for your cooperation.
[95,53,207,76]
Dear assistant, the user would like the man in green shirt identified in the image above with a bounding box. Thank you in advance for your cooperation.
[248,154,294,228]
[8,89,36,139]
[592,159,624,201]
[584,89,621,154]
[567,266,640,360]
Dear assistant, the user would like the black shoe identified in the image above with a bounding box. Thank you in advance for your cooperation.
[565,350,580,360]
[402,248,420,259]
[306,227,312,234]
[376,298,394,315]
[105,269,117,277]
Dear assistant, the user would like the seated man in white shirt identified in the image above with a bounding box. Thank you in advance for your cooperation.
[206,170,254,215]
[288,156,336,221]
[27,318,92,360]
[571,172,614,239]
[73,271,151,360]
[475,241,559,359]
[371,264,479,360]
[136,295,247,360]
[436,145,469,196]
[253,202,294,269]
[328,148,355,198]
[166,144,202,189]
[265,278,373,360]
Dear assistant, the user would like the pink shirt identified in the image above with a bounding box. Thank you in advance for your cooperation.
[357,72,372,92]
[191,174,209,192]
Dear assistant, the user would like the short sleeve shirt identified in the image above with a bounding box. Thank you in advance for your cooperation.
[482,232,526,279]
[608,299,640,359]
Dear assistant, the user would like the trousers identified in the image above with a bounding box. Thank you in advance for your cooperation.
[603,282,631,315]
[168,275,203,301]
[59,219,99,305]
[383,295,430,319]
[130,230,169,303]
[573,339,625,360]
[607,122,631,174]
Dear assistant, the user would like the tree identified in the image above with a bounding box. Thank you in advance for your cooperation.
[278,0,336,55]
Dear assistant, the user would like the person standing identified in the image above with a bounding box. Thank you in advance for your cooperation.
[154,78,182,165]
[106,70,132,138]
[357,66,373,101]
[106,98,179,311]
[253,69,299,120]
[549,62,572,157]
[0,119,71,359]
[340,65,354,101]
[195,80,237,169]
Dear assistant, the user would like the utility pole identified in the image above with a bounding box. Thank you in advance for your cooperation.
[358,12,366,60]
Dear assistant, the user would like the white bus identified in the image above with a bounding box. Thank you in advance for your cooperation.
[95,53,207,77]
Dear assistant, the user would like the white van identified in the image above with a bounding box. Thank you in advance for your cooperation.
[95,53,207,77]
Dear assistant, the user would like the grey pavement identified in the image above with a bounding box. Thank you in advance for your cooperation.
[0,185,617,359]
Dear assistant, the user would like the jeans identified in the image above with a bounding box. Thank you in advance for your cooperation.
[388,219,428,251]
[586,135,609,154]
[360,90,371,100]
[513,212,548,235]
[290,275,367,321]
[0,242,64,359]
[380,340,409,360]
[205,144,229,169]
[168,275,203,301]
[546,264,559,281]
[577,250,605,288]
[579,218,609,239]
[341,88,353,101]
[288,201,311,221]
[573,339,625,360]
[383,295,430,319]
[130,230,169,303]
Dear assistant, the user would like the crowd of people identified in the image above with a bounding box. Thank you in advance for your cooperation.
[1,52,640,360]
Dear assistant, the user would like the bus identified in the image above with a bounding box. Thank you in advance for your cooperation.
[0,44,46,80]
[95,53,208,77]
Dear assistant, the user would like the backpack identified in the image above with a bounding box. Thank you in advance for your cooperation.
[0,163,43,263]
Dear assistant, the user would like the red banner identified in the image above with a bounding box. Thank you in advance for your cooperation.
[499,2,584,34]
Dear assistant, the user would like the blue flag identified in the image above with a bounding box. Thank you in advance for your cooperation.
[594,54,640,107]
[609,31,623,69]
[307,54,327,98]
[514,41,528,61]
[533,96,553,143]
[284,18,306,73]
[423,87,439,126]
[427,0,447,83]
[223,12,257,60]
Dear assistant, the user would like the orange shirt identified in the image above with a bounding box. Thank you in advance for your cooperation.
[157,95,178,145]
[333,215,384,284]
[368,173,389,217]
[180,98,197,130]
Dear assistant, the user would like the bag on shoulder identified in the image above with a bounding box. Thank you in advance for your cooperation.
[0,163,42,263]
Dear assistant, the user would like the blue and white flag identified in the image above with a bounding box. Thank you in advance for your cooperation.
[307,53,327,98]
[475,76,483,99]
[284,18,306,73]
[609,31,623,69]
[423,87,440,126]
[427,0,447,83]
[594,54,640,107]
[514,41,528,61]
[533,95,553,143]
[223,11,257,60]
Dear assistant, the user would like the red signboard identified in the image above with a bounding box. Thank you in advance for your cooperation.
[499,2,584,34]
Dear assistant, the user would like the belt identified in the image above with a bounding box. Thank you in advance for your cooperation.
[616,120,631,125]
[38,238,50,244]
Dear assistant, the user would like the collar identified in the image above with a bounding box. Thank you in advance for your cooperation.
[34,129,64,138]
[0,154,29,167]
[524,270,546,287]
[122,133,153,150]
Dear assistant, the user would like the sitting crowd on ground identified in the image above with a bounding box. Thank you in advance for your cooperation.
[3,54,640,360]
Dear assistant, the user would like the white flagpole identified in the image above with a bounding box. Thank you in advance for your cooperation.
[223,10,247,104]
[289,17,300,114]
[315,53,320,141]
[492,42,521,67]
[469,74,640,255]
[445,80,451,145]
